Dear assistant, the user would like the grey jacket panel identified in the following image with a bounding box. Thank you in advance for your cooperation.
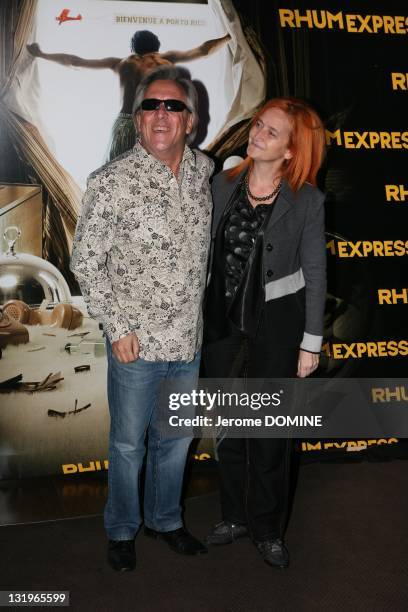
[211,169,327,352]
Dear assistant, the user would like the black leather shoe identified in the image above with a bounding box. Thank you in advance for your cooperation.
[255,539,289,569]
[206,521,248,545]
[108,539,136,572]
[144,526,207,555]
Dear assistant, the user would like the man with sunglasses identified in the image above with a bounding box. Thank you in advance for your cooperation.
[71,66,214,572]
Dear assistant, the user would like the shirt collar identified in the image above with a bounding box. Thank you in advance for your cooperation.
[133,138,195,173]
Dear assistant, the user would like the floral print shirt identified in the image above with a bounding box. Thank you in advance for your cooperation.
[70,140,214,361]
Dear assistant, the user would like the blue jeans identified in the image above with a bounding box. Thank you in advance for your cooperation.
[104,343,200,540]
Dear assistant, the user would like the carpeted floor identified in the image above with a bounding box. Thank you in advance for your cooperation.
[0,461,407,611]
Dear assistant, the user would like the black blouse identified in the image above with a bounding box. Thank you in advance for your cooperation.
[224,185,272,302]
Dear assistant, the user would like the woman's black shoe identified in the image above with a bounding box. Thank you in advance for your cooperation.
[255,538,289,569]
[206,520,248,545]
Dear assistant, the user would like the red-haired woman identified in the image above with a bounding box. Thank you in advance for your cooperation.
[203,98,327,568]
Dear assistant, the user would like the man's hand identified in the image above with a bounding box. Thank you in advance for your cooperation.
[27,43,42,57]
[297,349,319,378]
[111,333,140,363]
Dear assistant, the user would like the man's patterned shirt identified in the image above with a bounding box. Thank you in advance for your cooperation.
[70,140,214,361]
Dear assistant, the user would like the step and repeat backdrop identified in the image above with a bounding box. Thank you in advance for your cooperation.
[268,2,407,461]
[0,0,406,479]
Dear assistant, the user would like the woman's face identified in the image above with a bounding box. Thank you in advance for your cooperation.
[247,107,293,166]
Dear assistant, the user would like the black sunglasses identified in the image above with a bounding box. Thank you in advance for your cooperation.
[140,98,190,113]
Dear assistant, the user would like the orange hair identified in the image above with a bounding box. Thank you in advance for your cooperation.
[227,97,326,192]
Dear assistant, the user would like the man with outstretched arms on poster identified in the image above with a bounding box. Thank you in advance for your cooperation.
[70,66,214,571]
[27,30,229,159]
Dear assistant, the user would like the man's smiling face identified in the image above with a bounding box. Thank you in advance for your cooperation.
[135,80,193,164]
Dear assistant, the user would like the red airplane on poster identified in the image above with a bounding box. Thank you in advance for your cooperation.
[55,9,82,25]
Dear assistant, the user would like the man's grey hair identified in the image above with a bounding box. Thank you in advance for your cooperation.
[132,66,199,144]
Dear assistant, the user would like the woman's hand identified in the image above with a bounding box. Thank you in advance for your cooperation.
[297,349,319,378]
